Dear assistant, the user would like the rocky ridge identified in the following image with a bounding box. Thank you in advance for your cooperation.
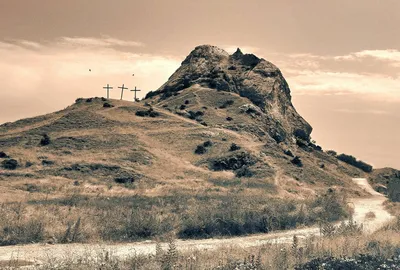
[146,45,312,143]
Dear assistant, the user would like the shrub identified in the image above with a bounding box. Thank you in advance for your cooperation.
[114,176,135,184]
[179,104,186,110]
[135,108,160,118]
[103,102,114,108]
[235,166,254,178]
[210,152,256,171]
[194,145,207,155]
[326,150,337,156]
[184,100,190,105]
[41,160,55,166]
[40,134,51,146]
[200,121,208,126]
[1,159,18,170]
[284,149,294,157]
[291,156,303,167]
[219,99,234,109]
[226,116,233,121]
[230,143,241,151]
[336,153,373,172]
[203,141,213,147]
[0,151,8,158]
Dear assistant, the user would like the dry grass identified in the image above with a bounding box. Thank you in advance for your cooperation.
[5,217,399,270]
[0,187,350,246]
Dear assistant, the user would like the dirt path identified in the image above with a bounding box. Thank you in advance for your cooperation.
[0,178,394,265]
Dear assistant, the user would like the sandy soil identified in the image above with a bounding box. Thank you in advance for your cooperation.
[0,178,394,266]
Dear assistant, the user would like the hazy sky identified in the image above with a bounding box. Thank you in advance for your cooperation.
[1,0,400,169]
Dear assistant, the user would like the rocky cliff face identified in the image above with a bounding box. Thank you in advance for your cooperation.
[147,45,312,143]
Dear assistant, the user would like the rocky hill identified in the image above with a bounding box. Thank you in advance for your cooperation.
[0,45,371,201]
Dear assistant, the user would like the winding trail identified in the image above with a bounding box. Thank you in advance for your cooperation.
[0,178,394,265]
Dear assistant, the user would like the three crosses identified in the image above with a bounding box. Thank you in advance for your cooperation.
[103,84,141,101]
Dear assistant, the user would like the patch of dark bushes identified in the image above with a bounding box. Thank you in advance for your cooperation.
[219,99,234,109]
[326,150,337,156]
[291,156,303,167]
[103,102,114,108]
[1,159,18,170]
[114,176,135,184]
[39,134,51,146]
[184,100,190,105]
[41,160,55,166]
[195,141,213,155]
[195,145,207,155]
[235,166,254,178]
[135,108,160,118]
[226,116,233,121]
[229,143,241,151]
[284,149,294,157]
[0,151,8,158]
[179,104,186,110]
[209,152,256,171]
[200,122,208,126]
[187,110,204,121]
[337,153,373,172]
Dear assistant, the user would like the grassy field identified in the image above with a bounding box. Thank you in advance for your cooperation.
[2,217,399,269]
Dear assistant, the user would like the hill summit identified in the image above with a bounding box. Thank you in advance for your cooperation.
[147,45,312,143]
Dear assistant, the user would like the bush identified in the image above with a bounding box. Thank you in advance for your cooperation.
[0,151,8,158]
[235,166,254,178]
[40,134,51,146]
[219,100,234,109]
[179,104,186,110]
[209,152,256,171]
[284,149,294,157]
[195,145,207,155]
[103,102,114,108]
[203,141,213,147]
[135,108,160,118]
[326,150,337,156]
[230,143,241,151]
[1,159,18,170]
[336,154,373,172]
[226,116,233,121]
[291,156,303,167]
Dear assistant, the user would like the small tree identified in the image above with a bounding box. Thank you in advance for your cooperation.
[40,134,51,146]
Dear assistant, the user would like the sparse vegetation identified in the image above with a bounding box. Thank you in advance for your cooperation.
[103,102,114,108]
[135,107,160,117]
[219,99,234,109]
[291,156,303,167]
[39,133,51,146]
[1,158,18,170]
[229,143,241,151]
[337,153,373,172]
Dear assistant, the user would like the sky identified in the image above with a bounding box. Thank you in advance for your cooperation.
[1,0,400,169]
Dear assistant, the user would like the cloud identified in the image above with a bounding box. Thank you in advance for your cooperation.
[58,36,144,48]
[334,49,400,63]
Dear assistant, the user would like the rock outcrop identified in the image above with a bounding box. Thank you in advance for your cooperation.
[146,45,312,143]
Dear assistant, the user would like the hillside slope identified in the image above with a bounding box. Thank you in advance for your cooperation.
[0,45,375,245]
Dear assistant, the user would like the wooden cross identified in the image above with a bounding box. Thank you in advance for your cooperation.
[103,84,113,99]
[130,86,141,102]
[118,84,128,100]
